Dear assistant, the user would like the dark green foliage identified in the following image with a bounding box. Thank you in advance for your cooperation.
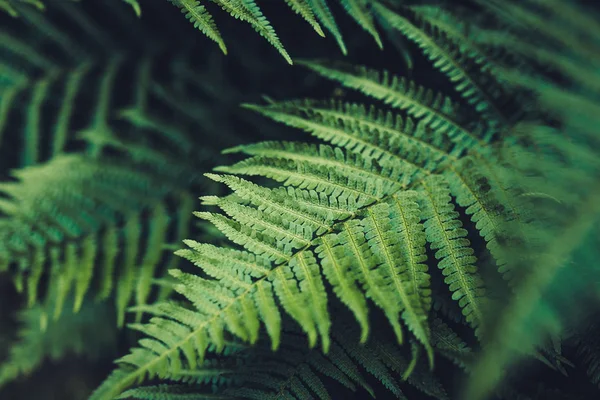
[0,300,117,386]
[1,0,600,400]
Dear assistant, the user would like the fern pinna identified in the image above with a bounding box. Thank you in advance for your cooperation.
[89,3,557,399]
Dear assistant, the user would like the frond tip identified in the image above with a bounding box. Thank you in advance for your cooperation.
[169,0,228,55]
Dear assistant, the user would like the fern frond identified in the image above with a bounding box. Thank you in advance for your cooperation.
[361,201,433,364]
[169,0,227,55]
[284,0,325,37]
[242,99,457,172]
[0,152,195,325]
[297,60,490,152]
[340,0,382,48]
[308,0,346,54]
[113,314,453,400]
[373,3,512,129]
[92,47,555,397]
[420,175,486,337]
[211,0,292,65]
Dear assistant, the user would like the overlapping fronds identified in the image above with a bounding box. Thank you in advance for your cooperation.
[461,0,600,398]
[104,314,452,400]
[90,5,548,396]
[1,0,395,63]
[0,151,196,326]
[168,0,394,63]
[1,0,591,399]
[0,0,242,330]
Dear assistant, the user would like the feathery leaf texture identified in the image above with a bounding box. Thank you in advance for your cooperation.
[91,6,546,396]
[112,316,451,400]
[0,0,233,330]
[7,0,595,399]
[0,151,196,326]
[2,0,392,63]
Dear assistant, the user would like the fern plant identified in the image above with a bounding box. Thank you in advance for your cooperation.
[2,0,600,399]
[1,0,392,64]
[0,0,253,391]
[87,2,572,399]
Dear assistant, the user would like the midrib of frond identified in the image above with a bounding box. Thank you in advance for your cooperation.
[108,175,417,396]
[420,180,485,333]
[206,175,336,232]
[218,164,380,202]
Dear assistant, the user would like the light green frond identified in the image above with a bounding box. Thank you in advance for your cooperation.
[211,0,292,64]
[308,0,346,54]
[322,219,404,342]
[203,173,350,234]
[361,202,433,365]
[419,175,486,337]
[314,233,370,343]
[284,0,324,37]
[243,99,455,173]
[372,3,511,129]
[340,0,382,48]
[297,60,490,152]
[216,149,388,209]
[227,141,407,194]
[0,153,194,324]
[168,0,227,55]
[205,195,313,251]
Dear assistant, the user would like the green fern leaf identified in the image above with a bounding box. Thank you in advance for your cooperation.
[308,0,347,54]
[169,0,228,55]
[372,3,511,128]
[297,60,490,152]
[284,0,325,37]
[211,0,292,64]
[420,175,486,337]
[340,0,382,48]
